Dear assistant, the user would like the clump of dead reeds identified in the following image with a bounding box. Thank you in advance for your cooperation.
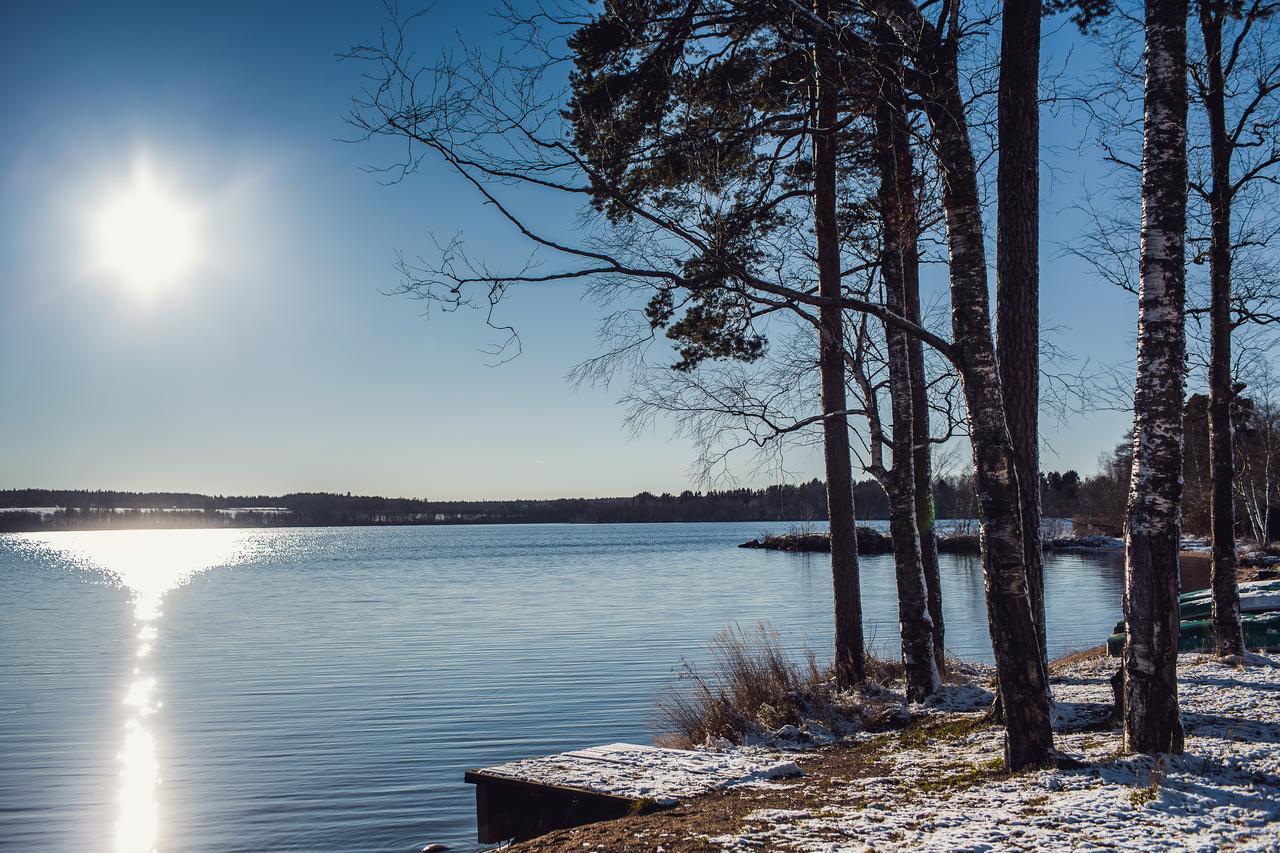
[656,624,910,747]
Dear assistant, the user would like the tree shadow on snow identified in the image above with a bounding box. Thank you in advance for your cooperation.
[1182,711,1280,744]
[1181,674,1280,693]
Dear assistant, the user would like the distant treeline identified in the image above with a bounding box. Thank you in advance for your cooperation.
[0,479,988,532]
[1034,394,1280,541]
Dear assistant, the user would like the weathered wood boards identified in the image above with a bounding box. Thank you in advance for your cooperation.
[465,742,801,843]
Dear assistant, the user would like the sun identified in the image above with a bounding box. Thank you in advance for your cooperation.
[91,161,201,295]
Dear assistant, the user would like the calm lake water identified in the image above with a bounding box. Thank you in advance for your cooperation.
[0,522,1196,852]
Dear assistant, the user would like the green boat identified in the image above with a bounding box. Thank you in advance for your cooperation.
[1179,583,1280,621]
[1105,580,1280,655]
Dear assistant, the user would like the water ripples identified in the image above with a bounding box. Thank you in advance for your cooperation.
[1,522,1139,851]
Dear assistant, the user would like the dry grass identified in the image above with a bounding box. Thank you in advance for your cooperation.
[656,625,908,747]
[1049,645,1108,672]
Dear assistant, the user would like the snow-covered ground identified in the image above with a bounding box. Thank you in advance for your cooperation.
[475,742,800,806]
[706,653,1280,851]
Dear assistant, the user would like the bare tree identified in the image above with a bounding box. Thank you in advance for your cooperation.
[1236,360,1280,543]
[1193,0,1280,660]
[899,56,950,678]
[1069,0,1280,666]
[868,24,942,700]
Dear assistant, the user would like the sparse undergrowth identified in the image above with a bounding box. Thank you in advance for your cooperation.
[655,625,984,749]
[656,625,916,748]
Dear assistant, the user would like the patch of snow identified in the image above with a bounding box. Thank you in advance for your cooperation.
[921,682,994,713]
[0,506,62,516]
[477,743,801,806]
[744,809,812,822]
[1181,536,1212,552]
[1050,535,1125,550]
[702,653,1280,851]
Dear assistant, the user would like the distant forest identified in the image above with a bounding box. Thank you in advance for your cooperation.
[6,405,1268,535]
[1,478,990,532]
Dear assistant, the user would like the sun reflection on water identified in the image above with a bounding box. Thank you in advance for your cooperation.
[22,529,253,853]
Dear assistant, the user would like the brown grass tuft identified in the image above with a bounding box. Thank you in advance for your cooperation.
[656,624,909,745]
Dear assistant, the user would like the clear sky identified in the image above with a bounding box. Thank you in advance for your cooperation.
[0,1,1141,500]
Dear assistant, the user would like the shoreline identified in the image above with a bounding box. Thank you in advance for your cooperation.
[0,516,988,535]
[512,651,1280,851]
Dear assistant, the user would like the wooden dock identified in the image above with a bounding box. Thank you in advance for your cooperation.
[464,742,801,843]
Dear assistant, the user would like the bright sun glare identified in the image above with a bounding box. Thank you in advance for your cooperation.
[91,161,201,295]
[23,529,253,853]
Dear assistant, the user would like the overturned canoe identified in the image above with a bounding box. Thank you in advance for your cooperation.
[1107,610,1280,656]
[1106,580,1280,646]
[1172,584,1280,617]
[1178,578,1280,607]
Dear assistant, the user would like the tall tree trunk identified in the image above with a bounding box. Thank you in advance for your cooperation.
[1197,0,1246,660]
[876,31,941,702]
[896,79,947,676]
[908,17,1055,771]
[814,0,865,688]
[996,0,1047,666]
[1124,0,1189,756]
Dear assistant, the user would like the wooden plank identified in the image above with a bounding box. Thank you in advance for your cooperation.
[465,770,661,844]
[478,742,800,802]
[465,742,801,843]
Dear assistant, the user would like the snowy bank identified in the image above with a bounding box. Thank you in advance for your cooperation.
[517,652,1280,851]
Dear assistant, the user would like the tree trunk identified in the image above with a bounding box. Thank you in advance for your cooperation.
[1197,0,1245,660]
[1124,0,1189,756]
[911,22,1055,771]
[896,74,947,676]
[814,0,865,689]
[996,0,1047,666]
[876,33,941,702]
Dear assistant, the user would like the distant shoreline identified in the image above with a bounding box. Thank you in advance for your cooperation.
[0,483,986,534]
[0,514,960,535]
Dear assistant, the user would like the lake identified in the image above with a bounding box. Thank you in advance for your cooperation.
[0,522,1190,852]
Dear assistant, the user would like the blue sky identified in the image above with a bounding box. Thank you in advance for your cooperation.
[0,1,1140,499]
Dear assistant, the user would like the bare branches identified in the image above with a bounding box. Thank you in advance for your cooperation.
[344,2,967,377]
[1066,0,1280,393]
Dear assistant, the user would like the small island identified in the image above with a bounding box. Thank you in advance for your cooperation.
[738,527,1128,556]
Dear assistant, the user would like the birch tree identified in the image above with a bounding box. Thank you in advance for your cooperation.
[1123,0,1190,755]
[871,24,942,699]
[1193,0,1280,660]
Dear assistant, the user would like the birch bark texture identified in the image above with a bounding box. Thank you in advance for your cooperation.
[1124,0,1190,756]
[895,74,948,676]
[875,30,942,702]
[880,0,1055,770]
